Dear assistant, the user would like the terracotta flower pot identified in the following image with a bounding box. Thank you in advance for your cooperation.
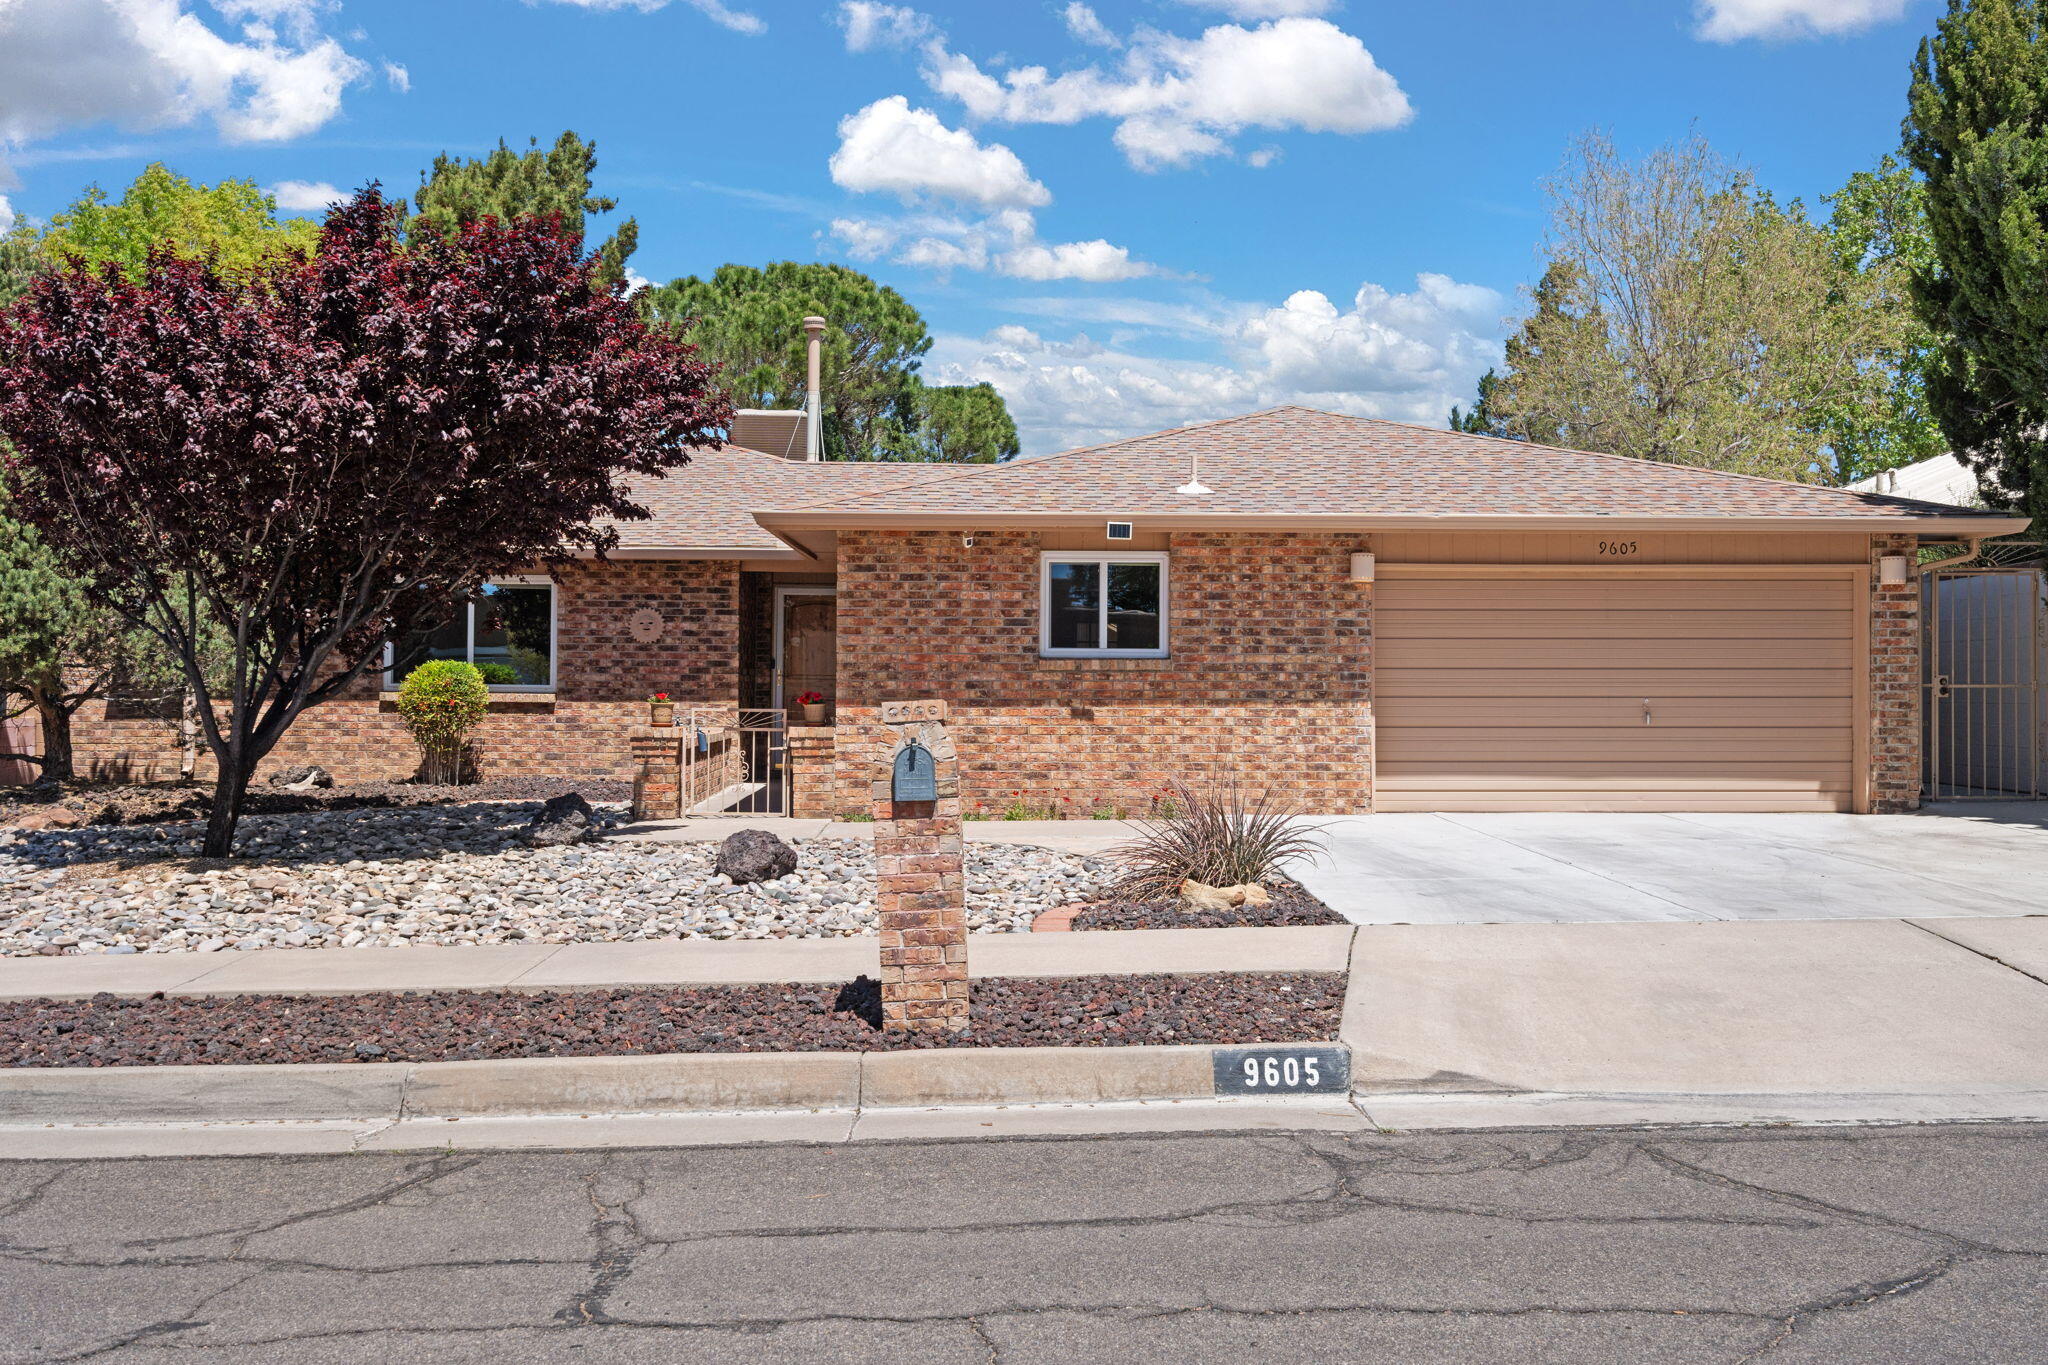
[802,702,826,725]
[650,701,675,727]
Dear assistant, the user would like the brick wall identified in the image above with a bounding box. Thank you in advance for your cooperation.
[830,529,1374,818]
[1869,533,1922,813]
[70,559,741,785]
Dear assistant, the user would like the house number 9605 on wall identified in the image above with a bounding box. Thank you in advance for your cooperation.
[1597,540,1640,557]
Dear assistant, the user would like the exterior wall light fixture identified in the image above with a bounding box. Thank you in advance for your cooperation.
[1349,551,1376,584]
[1878,555,1911,587]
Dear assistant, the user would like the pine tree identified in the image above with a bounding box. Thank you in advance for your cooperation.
[413,131,637,288]
[1904,0,2048,522]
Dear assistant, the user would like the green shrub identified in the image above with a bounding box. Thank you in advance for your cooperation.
[395,660,489,785]
[1109,779,1324,899]
[476,662,520,685]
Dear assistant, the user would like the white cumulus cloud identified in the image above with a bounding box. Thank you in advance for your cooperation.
[0,195,14,233]
[269,177,341,210]
[1062,3,1121,47]
[842,5,1411,171]
[1694,0,1908,40]
[534,0,766,35]
[1174,0,1337,15]
[382,60,410,92]
[838,1,932,51]
[827,97,1160,282]
[830,96,1050,209]
[925,272,1504,453]
[0,0,366,158]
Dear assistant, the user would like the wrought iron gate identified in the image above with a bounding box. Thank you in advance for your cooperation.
[679,708,789,815]
[1922,564,2047,800]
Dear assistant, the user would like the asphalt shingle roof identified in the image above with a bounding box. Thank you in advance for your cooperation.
[770,406,2014,523]
[609,446,937,550]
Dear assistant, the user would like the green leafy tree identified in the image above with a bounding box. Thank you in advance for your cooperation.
[1904,0,2048,522]
[0,228,43,310]
[0,495,141,780]
[40,163,317,281]
[1481,131,1911,482]
[643,261,935,461]
[1819,155,1948,483]
[888,380,1020,462]
[413,131,637,288]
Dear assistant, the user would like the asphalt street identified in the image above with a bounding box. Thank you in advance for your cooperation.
[5,1121,2046,1363]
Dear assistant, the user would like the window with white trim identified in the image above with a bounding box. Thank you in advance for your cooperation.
[385,577,557,691]
[1039,552,1168,658]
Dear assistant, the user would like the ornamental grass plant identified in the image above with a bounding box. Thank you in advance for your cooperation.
[1109,778,1324,900]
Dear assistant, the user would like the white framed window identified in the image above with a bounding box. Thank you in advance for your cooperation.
[385,576,557,692]
[1039,551,1169,659]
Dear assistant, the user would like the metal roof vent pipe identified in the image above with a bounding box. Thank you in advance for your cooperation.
[803,315,826,462]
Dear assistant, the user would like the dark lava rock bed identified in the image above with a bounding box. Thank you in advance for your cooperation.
[0,776,634,830]
[0,973,1344,1067]
[1069,882,1346,930]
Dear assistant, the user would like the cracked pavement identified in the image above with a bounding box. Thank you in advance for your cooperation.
[3,1121,2045,1362]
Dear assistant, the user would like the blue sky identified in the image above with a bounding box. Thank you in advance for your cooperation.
[1,0,1940,454]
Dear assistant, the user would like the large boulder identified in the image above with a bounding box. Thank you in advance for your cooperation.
[267,765,334,791]
[717,828,798,884]
[522,792,596,848]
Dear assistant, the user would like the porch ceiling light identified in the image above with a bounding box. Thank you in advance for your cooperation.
[1349,551,1376,584]
[1878,554,1911,586]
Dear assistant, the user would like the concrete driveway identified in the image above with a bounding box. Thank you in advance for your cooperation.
[1289,802,2048,925]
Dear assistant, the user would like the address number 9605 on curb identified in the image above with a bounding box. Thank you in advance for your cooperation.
[1212,1045,1350,1095]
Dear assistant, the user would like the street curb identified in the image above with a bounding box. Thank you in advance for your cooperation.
[0,1040,1349,1125]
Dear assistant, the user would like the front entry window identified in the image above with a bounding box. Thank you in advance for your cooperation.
[1040,552,1169,658]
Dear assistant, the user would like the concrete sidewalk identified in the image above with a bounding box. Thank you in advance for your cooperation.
[0,925,1356,1001]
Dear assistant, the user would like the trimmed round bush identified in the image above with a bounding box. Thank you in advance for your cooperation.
[395,660,489,785]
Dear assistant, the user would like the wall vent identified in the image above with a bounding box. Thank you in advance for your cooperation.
[1106,521,1134,541]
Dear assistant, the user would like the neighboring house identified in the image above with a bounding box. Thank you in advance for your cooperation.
[70,407,2029,814]
[1848,453,1983,508]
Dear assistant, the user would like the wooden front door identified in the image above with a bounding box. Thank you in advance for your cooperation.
[777,590,837,717]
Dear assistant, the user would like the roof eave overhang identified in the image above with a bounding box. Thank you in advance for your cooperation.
[577,544,808,561]
[751,509,2033,536]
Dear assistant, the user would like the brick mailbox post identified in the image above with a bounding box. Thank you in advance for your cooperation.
[871,699,968,1032]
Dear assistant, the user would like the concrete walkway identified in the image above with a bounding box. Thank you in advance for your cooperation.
[617,815,1138,855]
[1291,803,2048,925]
[0,925,1355,1001]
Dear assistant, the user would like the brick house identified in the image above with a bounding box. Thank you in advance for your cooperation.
[70,406,2029,816]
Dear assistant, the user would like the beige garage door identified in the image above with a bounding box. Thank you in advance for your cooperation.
[1375,568,1863,813]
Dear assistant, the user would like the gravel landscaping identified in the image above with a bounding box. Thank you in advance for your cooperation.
[0,800,1110,954]
[0,973,1344,1065]
[1070,881,1346,930]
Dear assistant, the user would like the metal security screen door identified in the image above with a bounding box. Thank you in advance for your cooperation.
[1923,565,2047,800]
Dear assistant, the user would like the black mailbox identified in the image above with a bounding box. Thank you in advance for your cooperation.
[892,742,938,802]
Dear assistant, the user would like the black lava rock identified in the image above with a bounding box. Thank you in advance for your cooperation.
[523,792,596,848]
[716,828,798,884]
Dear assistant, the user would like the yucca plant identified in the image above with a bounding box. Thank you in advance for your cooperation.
[1109,779,1324,899]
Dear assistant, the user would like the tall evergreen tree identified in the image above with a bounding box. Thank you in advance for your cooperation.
[1904,0,2048,522]
[890,380,1021,463]
[1448,368,1505,437]
[644,261,934,461]
[413,131,637,288]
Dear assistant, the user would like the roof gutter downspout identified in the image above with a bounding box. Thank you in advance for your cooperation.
[1916,536,1986,575]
